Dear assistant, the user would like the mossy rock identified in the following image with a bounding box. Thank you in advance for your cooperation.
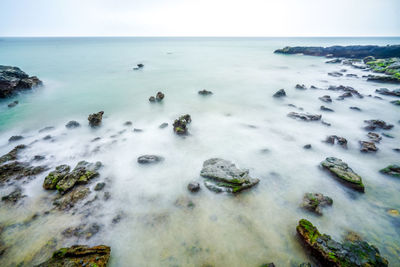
[379,164,400,177]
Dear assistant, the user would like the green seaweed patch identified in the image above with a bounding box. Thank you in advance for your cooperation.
[297,219,321,244]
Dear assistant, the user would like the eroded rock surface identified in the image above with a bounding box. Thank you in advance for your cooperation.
[0,65,42,98]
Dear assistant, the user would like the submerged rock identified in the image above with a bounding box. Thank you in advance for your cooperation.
[324,135,347,148]
[65,120,80,129]
[0,161,47,185]
[319,95,332,103]
[173,114,192,135]
[137,155,164,164]
[349,106,361,111]
[296,219,388,267]
[159,122,168,129]
[359,141,378,153]
[328,71,343,77]
[301,193,333,215]
[364,120,394,131]
[295,84,307,90]
[53,186,90,210]
[288,112,321,121]
[8,135,23,142]
[36,245,111,267]
[7,100,18,108]
[198,89,213,95]
[273,89,286,97]
[94,182,105,191]
[380,164,400,177]
[367,132,382,143]
[375,88,400,97]
[321,157,364,192]
[1,187,25,204]
[43,164,71,190]
[391,100,400,105]
[88,111,104,127]
[62,223,101,240]
[187,182,200,193]
[320,106,334,112]
[200,158,259,193]
[0,65,42,98]
[0,144,26,164]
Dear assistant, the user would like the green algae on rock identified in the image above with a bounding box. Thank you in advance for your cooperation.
[296,219,388,267]
[301,193,333,215]
[43,164,71,190]
[35,245,110,267]
[379,164,400,178]
[321,157,364,192]
[173,114,192,135]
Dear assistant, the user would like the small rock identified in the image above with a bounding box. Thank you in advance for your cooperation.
[382,132,394,138]
[66,120,80,129]
[287,112,321,121]
[318,95,332,103]
[198,89,213,95]
[137,155,164,164]
[149,96,155,102]
[159,122,168,129]
[9,135,23,142]
[349,106,361,111]
[364,120,393,131]
[39,126,55,133]
[301,193,333,215]
[325,135,347,148]
[320,106,334,112]
[33,155,45,161]
[88,111,104,127]
[359,141,378,153]
[380,164,400,177]
[367,132,381,143]
[123,121,132,126]
[94,182,105,191]
[156,91,165,101]
[303,144,312,149]
[173,114,192,135]
[133,128,143,132]
[328,71,343,77]
[273,89,286,97]
[187,182,200,192]
[7,100,19,108]
[295,84,307,90]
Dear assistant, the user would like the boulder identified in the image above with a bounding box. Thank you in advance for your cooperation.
[288,112,321,121]
[273,89,286,97]
[359,141,378,153]
[198,89,213,95]
[296,219,388,267]
[137,155,164,164]
[187,182,200,192]
[364,120,393,131]
[35,245,110,267]
[319,95,332,103]
[379,164,400,177]
[88,111,104,127]
[43,164,71,190]
[65,121,80,129]
[301,193,333,215]
[321,157,364,192]
[200,158,259,193]
[0,65,42,98]
[173,114,192,135]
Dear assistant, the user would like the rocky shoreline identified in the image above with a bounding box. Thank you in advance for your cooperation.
[0,65,42,98]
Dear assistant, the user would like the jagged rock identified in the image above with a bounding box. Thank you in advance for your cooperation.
[200,158,259,193]
[35,245,111,267]
[159,122,168,129]
[327,85,362,98]
[149,96,155,102]
[380,164,400,177]
[173,114,191,135]
[364,120,393,131]
[53,186,90,210]
[62,223,101,239]
[367,132,381,143]
[156,91,165,101]
[137,155,164,164]
[375,88,400,97]
[65,120,80,129]
[359,141,378,153]
[325,135,347,148]
[320,106,334,112]
[1,187,26,204]
[349,106,361,111]
[88,111,104,127]
[303,144,312,149]
[0,144,26,164]
[43,165,71,190]
[198,89,213,95]
[94,182,105,191]
[0,161,47,185]
[321,157,364,192]
[328,72,343,77]
[295,84,307,90]
[9,135,23,142]
[187,182,200,192]
[325,58,341,64]
[273,89,286,97]
[319,95,332,103]
[0,65,42,98]
[7,100,18,108]
[301,193,333,215]
[288,112,321,121]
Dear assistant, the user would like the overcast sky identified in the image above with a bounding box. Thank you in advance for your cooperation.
[0,0,399,37]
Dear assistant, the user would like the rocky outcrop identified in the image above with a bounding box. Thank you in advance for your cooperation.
[288,112,321,121]
[35,245,110,267]
[325,135,347,148]
[375,88,400,97]
[380,164,400,177]
[296,219,388,267]
[301,193,333,215]
[359,141,378,153]
[273,89,286,97]
[364,120,394,131]
[0,65,42,98]
[274,45,400,59]
[137,155,164,164]
[0,144,26,164]
[88,111,104,127]
[200,158,259,193]
[321,157,364,192]
[43,164,71,190]
[0,161,47,185]
[198,89,213,95]
[173,114,191,135]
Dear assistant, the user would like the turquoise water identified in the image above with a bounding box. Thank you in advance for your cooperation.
[0,37,399,266]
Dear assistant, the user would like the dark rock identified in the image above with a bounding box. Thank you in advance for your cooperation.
[198,89,213,95]
[123,121,132,126]
[349,106,361,111]
[35,245,111,267]
[328,71,343,77]
[337,92,353,100]
[303,144,312,149]
[296,219,388,267]
[367,132,382,143]
[287,112,321,121]
[1,188,25,204]
[62,223,101,240]
[274,45,400,59]
[0,144,26,164]
[346,73,358,78]
[39,126,55,133]
[88,111,104,127]
[301,193,333,215]
[33,155,45,161]
[382,132,394,138]
[137,155,164,164]
[367,75,400,84]
[321,157,364,192]
[325,58,341,64]
[0,65,42,98]
[65,120,80,129]
[320,106,334,112]
[273,89,286,97]
[173,114,192,135]
[393,148,400,153]
[319,95,332,103]
[43,164,71,190]
[156,91,165,101]
[380,164,400,177]
[324,135,347,148]
[391,100,400,105]
[43,135,52,140]
[310,85,319,89]
[327,85,362,98]
[7,100,18,108]
[295,84,307,90]
[364,120,393,131]
[94,182,105,191]
[187,182,200,192]
[200,158,259,193]
[9,135,23,142]
[0,161,47,185]
[159,122,168,129]
[375,88,400,97]
[149,96,155,102]
[133,128,143,132]
[53,186,90,210]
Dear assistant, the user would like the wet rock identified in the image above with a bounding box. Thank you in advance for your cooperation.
[319,95,332,103]
[0,65,42,98]
[43,164,71,190]
[346,73,358,78]
[391,100,400,105]
[327,85,362,98]
[301,193,333,215]
[198,89,213,95]
[380,164,400,177]
[39,126,55,133]
[33,155,45,161]
[65,120,80,129]
[320,106,334,112]
[295,84,307,90]
[173,114,192,135]
[137,155,164,164]
[0,161,47,185]
[324,135,347,148]
[367,75,400,84]
[94,182,105,191]
[296,219,388,267]
[303,144,312,149]
[7,100,18,108]
[328,71,343,77]
[0,144,26,164]
[156,91,165,101]
[123,121,132,126]
[62,223,101,240]
[1,187,26,204]
[375,88,400,97]
[200,158,259,193]
[273,89,286,97]
[382,132,394,138]
[287,112,321,121]
[88,111,104,127]
[367,132,382,143]
[321,157,364,192]
[364,120,393,131]
[159,122,168,129]
[8,135,23,142]
[149,96,155,102]
[349,106,361,111]
[53,186,90,210]
[36,245,111,267]
[325,58,341,64]
[187,182,200,192]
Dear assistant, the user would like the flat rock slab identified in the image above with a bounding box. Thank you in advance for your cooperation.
[137,155,164,164]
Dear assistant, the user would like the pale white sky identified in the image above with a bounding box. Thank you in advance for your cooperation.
[0,0,399,36]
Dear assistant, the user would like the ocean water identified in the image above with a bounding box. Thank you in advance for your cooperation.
[0,37,399,266]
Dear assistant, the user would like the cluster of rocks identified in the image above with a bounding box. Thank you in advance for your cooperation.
[173,114,191,135]
[359,141,378,153]
[0,65,42,98]
[380,164,400,178]
[363,120,393,131]
[149,91,165,102]
[327,85,362,99]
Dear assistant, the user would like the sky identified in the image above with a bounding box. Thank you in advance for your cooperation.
[0,0,399,37]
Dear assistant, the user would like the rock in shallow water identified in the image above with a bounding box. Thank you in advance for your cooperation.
[173,114,191,135]
[198,89,213,95]
[200,158,259,193]
[321,157,364,192]
[65,120,80,129]
[359,141,378,153]
[0,65,42,98]
[137,155,164,164]
[301,193,333,215]
[43,164,71,190]
[380,164,400,177]
[273,89,286,97]
[364,120,394,131]
[88,111,104,127]
[287,112,321,121]
[187,182,200,192]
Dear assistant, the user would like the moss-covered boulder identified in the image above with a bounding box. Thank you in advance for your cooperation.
[173,114,192,135]
[321,157,364,192]
[35,245,110,267]
[296,219,388,267]
[43,164,71,190]
[301,193,333,215]
[379,164,400,177]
